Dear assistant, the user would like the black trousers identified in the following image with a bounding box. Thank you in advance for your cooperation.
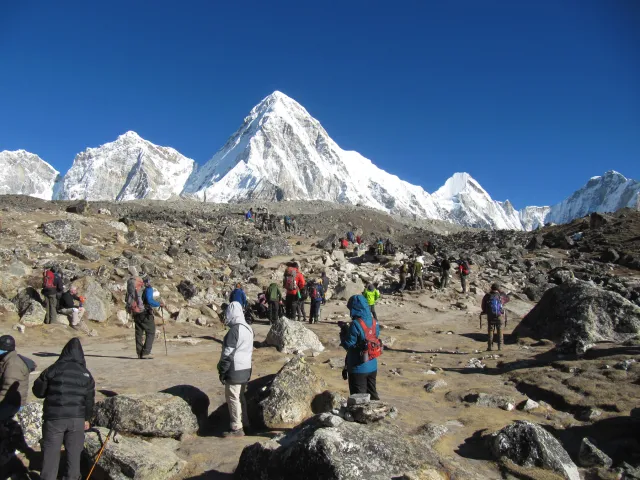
[40,418,85,480]
[285,294,297,319]
[348,371,379,400]
[369,304,377,320]
[309,301,322,323]
[295,299,306,321]
[268,300,279,323]
[134,311,156,357]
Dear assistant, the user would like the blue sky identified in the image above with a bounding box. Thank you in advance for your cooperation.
[0,0,638,208]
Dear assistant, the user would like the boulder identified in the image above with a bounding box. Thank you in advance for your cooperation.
[66,200,88,214]
[317,233,339,251]
[20,300,46,325]
[65,244,100,262]
[311,391,346,414]
[93,393,199,438]
[72,277,112,322]
[578,437,612,468]
[347,401,396,424]
[15,402,43,448]
[177,280,197,300]
[250,356,326,429]
[332,277,365,301]
[488,421,580,480]
[463,392,515,411]
[589,212,610,229]
[600,248,620,263]
[424,379,448,393]
[265,317,325,354]
[257,236,293,258]
[42,219,81,243]
[526,235,544,250]
[514,281,640,353]
[235,414,446,480]
[84,427,186,480]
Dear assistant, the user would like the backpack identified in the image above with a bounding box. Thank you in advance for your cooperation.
[125,277,144,314]
[309,284,322,300]
[43,269,56,290]
[460,261,470,275]
[283,267,298,291]
[267,283,280,301]
[488,292,504,318]
[357,317,382,362]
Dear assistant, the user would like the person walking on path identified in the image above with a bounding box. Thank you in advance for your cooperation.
[307,280,325,324]
[363,283,380,320]
[458,259,471,294]
[340,295,381,400]
[480,283,507,351]
[42,267,64,325]
[218,302,254,437]
[32,338,95,480]
[136,278,163,359]
[440,257,452,289]
[283,262,305,319]
[413,257,425,291]
[266,283,282,324]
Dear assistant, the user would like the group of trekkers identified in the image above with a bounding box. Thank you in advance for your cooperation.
[40,267,94,335]
[395,254,471,294]
[244,207,297,233]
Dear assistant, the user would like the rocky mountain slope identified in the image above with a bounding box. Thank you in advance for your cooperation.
[55,131,196,201]
[0,150,60,200]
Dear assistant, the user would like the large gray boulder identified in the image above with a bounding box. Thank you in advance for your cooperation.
[84,427,186,480]
[93,393,198,438]
[256,235,293,258]
[332,277,365,301]
[488,421,580,480]
[265,317,325,354]
[20,300,46,325]
[250,356,326,429]
[16,402,43,448]
[235,414,447,480]
[514,281,640,353]
[66,244,100,262]
[42,220,81,243]
[72,277,112,322]
[578,437,612,468]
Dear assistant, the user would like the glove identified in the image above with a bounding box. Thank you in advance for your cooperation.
[219,374,226,385]
[341,368,348,381]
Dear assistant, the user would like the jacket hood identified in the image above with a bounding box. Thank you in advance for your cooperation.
[347,295,372,323]
[225,301,247,327]
[57,337,86,367]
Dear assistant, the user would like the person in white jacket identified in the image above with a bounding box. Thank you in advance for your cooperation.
[217,302,254,437]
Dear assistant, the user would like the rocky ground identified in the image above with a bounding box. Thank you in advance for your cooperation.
[1,196,639,480]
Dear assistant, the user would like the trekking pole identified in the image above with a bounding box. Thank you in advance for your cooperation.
[161,306,168,356]
[86,425,116,480]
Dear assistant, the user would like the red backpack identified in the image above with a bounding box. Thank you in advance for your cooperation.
[357,317,383,362]
[283,267,298,291]
[43,269,56,290]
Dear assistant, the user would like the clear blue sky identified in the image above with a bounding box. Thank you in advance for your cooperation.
[1,0,638,208]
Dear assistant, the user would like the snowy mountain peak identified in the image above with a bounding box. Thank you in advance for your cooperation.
[0,150,60,200]
[117,130,143,141]
[434,172,487,198]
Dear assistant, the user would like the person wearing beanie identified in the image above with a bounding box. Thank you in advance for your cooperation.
[0,335,33,422]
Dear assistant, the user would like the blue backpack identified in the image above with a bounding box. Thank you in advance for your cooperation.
[488,293,503,317]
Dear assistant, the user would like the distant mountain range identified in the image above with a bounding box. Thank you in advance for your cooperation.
[1,91,638,230]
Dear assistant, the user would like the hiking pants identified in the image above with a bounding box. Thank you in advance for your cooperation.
[285,294,297,319]
[369,304,377,320]
[310,300,322,323]
[414,275,424,291]
[460,274,468,293]
[348,371,379,401]
[225,383,249,432]
[44,295,57,325]
[488,319,503,351]
[58,307,80,326]
[40,417,85,480]
[397,275,406,293]
[134,311,156,357]
[295,299,306,321]
[268,300,279,323]
[441,271,449,289]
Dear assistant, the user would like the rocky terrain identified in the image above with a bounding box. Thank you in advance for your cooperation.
[1,195,639,480]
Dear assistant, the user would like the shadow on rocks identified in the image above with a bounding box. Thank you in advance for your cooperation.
[454,429,494,461]
[182,470,234,479]
[160,385,211,434]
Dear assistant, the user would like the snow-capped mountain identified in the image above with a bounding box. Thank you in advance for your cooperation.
[55,131,196,201]
[0,150,60,200]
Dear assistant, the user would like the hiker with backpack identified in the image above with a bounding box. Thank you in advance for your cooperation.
[283,262,305,319]
[347,231,355,244]
[245,208,254,222]
[440,257,452,289]
[457,259,471,294]
[340,295,381,399]
[307,279,325,324]
[284,215,292,232]
[0,335,36,422]
[229,283,248,309]
[256,288,268,318]
[266,282,282,324]
[138,278,163,359]
[412,257,425,291]
[42,267,64,325]
[363,283,380,320]
[480,284,508,351]
[218,302,254,437]
[57,286,94,336]
[376,240,384,256]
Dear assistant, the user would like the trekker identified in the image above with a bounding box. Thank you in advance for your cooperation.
[396,261,408,293]
[284,215,292,232]
[296,281,308,322]
[283,262,305,319]
[340,238,349,249]
[266,282,282,324]
[321,271,330,297]
[440,257,452,289]
[340,295,381,400]
[218,302,254,437]
[136,278,163,359]
[229,283,248,309]
[413,257,425,291]
[256,289,268,318]
[245,208,254,221]
[458,259,471,293]
[480,284,507,351]
[376,240,384,256]
[33,338,95,480]
[0,335,34,422]
[347,231,355,244]
[42,267,64,325]
[363,283,380,320]
[355,235,362,245]
[57,286,94,335]
[307,280,324,324]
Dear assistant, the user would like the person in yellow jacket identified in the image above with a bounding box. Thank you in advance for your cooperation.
[363,283,381,320]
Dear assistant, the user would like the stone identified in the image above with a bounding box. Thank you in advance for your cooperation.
[13,323,25,334]
[577,407,602,421]
[311,391,346,414]
[177,280,197,300]
[93,393,199,438]
[116,310,129,326]
[514,281,640,353]
[417,423,450,445]
[84,427,186,480]
[526,235,544,250]
[15,402,43,448]
[256,235,293,258]
[464,392,515,411]
[72,277,112,322]
[235,414,446,480]
[424,379,447,393]
[42,219,81,243]
[488,421,580,480]
[333,277,365,301]
[250,356,327,429]
[317,412,344,428]
[65,244,100,262]
[600,248,620,263]
[589,212,610,229]
[347,401,395,424]
[175,307,201,324]
[66,200,88,214]
[20,300,46,325]
[518,399,540,411]
[317,233,339,251]
[578,437,612,468]
[331,250,345,262]
[326,357,345,369]
[265,317,325,354]
[347,393,370,405]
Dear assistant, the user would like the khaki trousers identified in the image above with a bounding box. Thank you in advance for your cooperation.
[225,383,249,432]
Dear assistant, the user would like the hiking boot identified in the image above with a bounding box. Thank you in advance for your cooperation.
[140,354,154,360]
[222,428,245,438]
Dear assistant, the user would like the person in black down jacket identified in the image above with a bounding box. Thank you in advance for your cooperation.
[32,338,95,480]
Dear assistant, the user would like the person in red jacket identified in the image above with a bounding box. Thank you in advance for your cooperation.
[283,262,306,319]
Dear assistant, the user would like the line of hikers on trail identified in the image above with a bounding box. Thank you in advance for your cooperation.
[394,254,471,294]
[243,207,298,233]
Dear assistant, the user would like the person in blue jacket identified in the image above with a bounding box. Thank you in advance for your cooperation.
[340,294,380,400]
[137,278,163,359]
[229,283,248,309]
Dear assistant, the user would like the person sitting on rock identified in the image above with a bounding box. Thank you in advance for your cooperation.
[218,302,254,438]
[57,286,93,335]
[480,283,507,351]
[340,295,381,400]
[363,283,381,320]
[229,283,248,309]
